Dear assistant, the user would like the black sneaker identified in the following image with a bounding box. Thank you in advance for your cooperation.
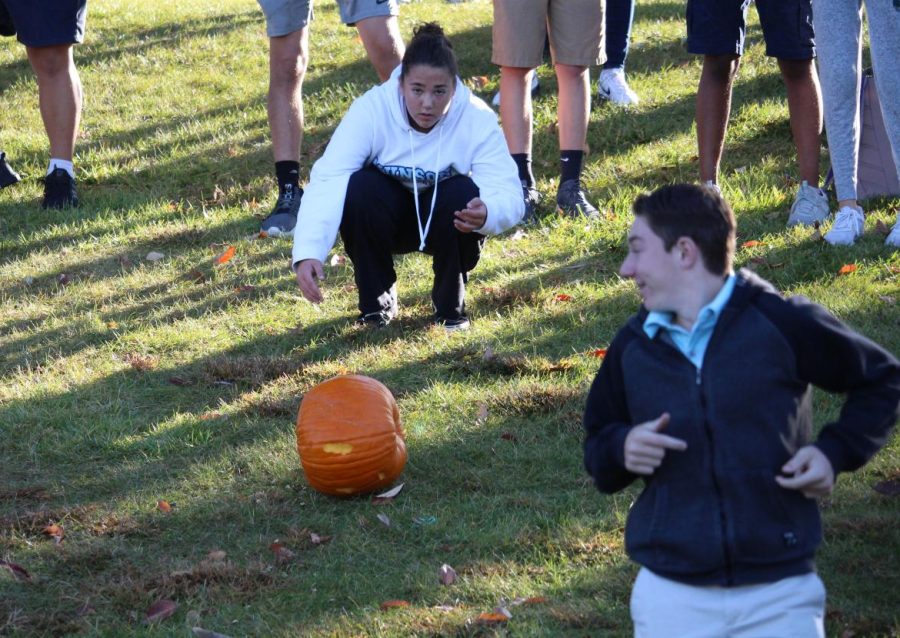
[556,179,598,219]
[356,310,393,328]
[0,152,21,188]
[522,181,542,223]
[261,184,302,236]
[434,314,470,332]
[42,168,79,209]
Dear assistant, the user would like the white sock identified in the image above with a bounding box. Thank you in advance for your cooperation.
[47,159,74,177]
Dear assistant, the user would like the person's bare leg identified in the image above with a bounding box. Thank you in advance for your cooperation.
[498,66,534,154]
[778,57,822,186]
[555,63,589,151]
[267,27,309,163]
[26,44,81,161]
[696,54,740,183]
[355,15,404,82]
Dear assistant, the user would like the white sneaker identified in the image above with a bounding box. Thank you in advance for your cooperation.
[787,181,830,227]
[492,73,540,108]
[597,68,639,106]
[824,205,865,246]
[885,219,900,248]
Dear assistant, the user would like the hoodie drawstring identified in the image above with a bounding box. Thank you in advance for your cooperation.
[408,125,443,252]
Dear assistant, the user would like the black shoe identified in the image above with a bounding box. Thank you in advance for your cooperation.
[42,168,79,209]
[0,152,21,188]
[522,181,542,223]
[356,310,393,328]
[434,314,470,332]
[556,179,598,219]
[261,184,302,236]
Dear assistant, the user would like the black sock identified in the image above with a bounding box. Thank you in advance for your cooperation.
[560,150,583,184]
[275,161,300,193]
[511,153,535,188]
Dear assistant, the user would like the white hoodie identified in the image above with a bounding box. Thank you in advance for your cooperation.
[291,65,525,267]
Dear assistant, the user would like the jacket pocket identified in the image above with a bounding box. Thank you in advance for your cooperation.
[726,470,821,566]
[625,479,725,575]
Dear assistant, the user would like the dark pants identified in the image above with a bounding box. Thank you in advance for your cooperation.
[339,167,484,320]
[603,0,635,70]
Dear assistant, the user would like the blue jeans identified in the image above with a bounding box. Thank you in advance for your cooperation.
[603,0,635,69]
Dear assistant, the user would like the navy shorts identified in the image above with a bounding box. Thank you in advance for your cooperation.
[686,0,815,60]
[3,0,87,47]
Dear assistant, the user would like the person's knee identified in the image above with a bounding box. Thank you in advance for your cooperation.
[27,45,75,79]
[703,54,740,82]
[269,38,308,87]
[778,58,815,84]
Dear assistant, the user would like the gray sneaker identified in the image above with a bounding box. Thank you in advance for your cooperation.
[556,179,599,219]
[261,184,302,236]
[787,181,830,227]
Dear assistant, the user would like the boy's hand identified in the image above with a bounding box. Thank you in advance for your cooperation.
[453,197,487,233]
[295,259,325,303]
[775,446,835,499]
[624,413,688,475]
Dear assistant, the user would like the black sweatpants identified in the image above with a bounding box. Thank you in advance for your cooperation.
[339,167,484,320]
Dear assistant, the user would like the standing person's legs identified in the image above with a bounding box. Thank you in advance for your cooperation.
[866,0,900,246]
[686,0,747,188]
[422,175,483,325]
[549,0,604,217]
[336,0,404,81]
[492,0,546,217]
[778,58,822,186]
[599,0,640,105]
[5,0,86,208]
[257,0,311,234]
[339,168,418,322]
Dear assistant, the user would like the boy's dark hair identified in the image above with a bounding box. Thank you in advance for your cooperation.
[400,22,458,81]
[632,183,736,276]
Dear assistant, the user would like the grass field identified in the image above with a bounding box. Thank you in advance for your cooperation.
[0,0,898,636]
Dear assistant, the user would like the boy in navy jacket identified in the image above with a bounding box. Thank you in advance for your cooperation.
[583,184,899,637]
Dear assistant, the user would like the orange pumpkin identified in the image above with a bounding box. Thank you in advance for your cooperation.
[296,375,407,496]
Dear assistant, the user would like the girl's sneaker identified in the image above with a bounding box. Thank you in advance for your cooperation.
[824,205,865,246]
[787,181,829,227]
[885,220,900,248]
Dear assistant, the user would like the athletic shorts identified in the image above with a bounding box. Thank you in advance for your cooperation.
[257,0,397,38]
[492,0,605,68]
[686,0,816,60]
[3,0,87,47]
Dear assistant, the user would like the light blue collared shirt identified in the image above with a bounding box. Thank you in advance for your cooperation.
[642,274,736,370]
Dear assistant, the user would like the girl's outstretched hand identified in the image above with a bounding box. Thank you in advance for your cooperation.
[295,259,325,303]
[453,197,487,233]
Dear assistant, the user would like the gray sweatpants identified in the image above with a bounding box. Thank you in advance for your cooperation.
[813,0,900,202]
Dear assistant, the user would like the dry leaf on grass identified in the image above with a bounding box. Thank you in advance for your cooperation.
[475,612,510,625]
[156,500,173,513]
[874,219,891,236]
[872,479,900,496]
[554,293,573,302]
[741,240,763,248]
[380,600,410,610]
[269,542,296,564]
[372,483,405,504]
[838,264,858,275]
[145,251,165,261]
[215,245,236,265]
[145,599,178,623]
[329,254,346,267]
[590,348,607,359]
[376,513,392,527]
[42,523,64,544]
[438,564,457,586]
[0,560,31,581]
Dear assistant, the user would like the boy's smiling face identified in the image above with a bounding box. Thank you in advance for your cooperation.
[619,215,684,312]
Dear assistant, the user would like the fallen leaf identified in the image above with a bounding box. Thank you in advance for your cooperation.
[591,348,607,359]
[157,499,173,513]
[741,240,763,248]
[372,483,405,505]
[434,604,455,612]
[509,229,526,241]
[523,596,548,604]
[234,285,256,294]
[329,254,346,267]
[118,255,134,268]
[258,230,269,239]
[124,353,158,372]
[874,219,891,236]
[192,628,234,638]
[838,264,857,275]
[269,542,296,564]
[168,376,193,386]
[206,550,226,562]
[475,612,509,625]
[106,321,119,329]
[482,346,495,361]
[495,605,513,619]
[810,227,823,242]
[469,75,489,89]
[380,600,410,610]
[309,532,332,545]
[186,269,207,283]
[438,564,457,586]
[376,513,392,527]
[878,295,895,305]
[554,293,573,302]
[872,479,900,497]
[145,251,165,262]
[215,245,236,265]
[0,559,31,581]
[23,276,34,286]
[212,185,226,205]
[734,166,747,173]
[42,524,64,543]
[145,599,178,623]
[58,273,71,285]
[475,403,489,425]
[500,432,518,442]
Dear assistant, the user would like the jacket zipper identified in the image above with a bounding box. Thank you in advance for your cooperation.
[697,367,735,585]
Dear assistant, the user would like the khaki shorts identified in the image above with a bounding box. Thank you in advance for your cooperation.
[492,0,605,68]
[257,0,397,38]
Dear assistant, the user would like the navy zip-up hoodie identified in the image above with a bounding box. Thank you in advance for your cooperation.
[583,270,900,587]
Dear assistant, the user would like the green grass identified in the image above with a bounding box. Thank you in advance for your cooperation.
[1,1,898,636]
